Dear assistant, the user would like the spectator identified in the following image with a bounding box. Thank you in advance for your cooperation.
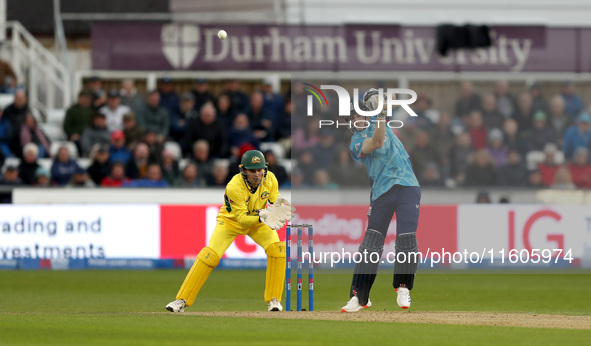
[548,94,571,148]
[481,93,504,130]
[311,129,338,171]
[191,140,213,181]
[69,166,95,188]
[20,113,50,158]
[497,149,528,186]
[0,165,23,186]
[3,89,29,156]
[120,79,145,115]
[529,82,549,115]
[122,112,144,149]
[521,111,557,153]
[455,81,482,118]
[248,92,274,141]
[563,113,591,161]
[260,77,284,118]
[292,118,320,154]
[560,81,584,120]
[289,166,306,189]
[170,92,198,143]
[207,161,229,187]
[273,97,292,144]
[502,118,527,157]
[0,59,17,93]
[410,93,437,129]
[34,166,52,187]
[420,161,445,187]
[125,143,150,179]
[80,113,110,157]
[88,76,107,109]
[215,94,236,131]
[486,128,508,167]
[567,147,591,188]
[161,150,180,185]
[63,90,94,151]
[449,132,474,185]
[174,162,206,187]
[468,111,487,150]
[264,150,288,187]
[538,143,561,187]
[87,144,111,185]
[297,150,316,186]
[0,149,4,170]
[191,78,214,112]
[51,146,81,186]
[475,191,492,203]
[101,162,130,187]
[18,143,40,185]
[429,111,456,177]
[0,109,14,157]
[227,143,255,179]
[227,113,259,154]
[313,169,338,189]
[136,90,169,142]
[123,163,169,188]
[224,79,250,114]
[494,80,517,119]
[465,149,497,186]
[99,89,131,132]
[158,77,180,117]
[410,129,439,178]
[551,166,576,190]
[528,170,544,188]
[512,91,534,133]
[184,103,228,158]
[143,130,164,164]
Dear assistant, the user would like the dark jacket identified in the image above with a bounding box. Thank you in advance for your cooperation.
[63,104,95,138]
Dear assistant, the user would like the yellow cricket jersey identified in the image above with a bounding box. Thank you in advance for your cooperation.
[217,171,280,229]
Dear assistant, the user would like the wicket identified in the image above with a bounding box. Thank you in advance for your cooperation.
[285,224,314,311]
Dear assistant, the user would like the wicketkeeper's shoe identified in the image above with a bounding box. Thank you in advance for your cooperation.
[340,296,372,312]
[267,298,283,312]
[166,299,186,312]
[395,287,411,309]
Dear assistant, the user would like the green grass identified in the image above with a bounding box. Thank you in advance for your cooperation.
[0,269,590,345]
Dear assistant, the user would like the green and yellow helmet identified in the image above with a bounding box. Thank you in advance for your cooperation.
[239,150,268,189]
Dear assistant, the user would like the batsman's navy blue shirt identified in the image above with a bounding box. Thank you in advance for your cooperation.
[350,120,419,201]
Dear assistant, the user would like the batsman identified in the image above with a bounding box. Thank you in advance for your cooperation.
[166,150,295,312]
[341,89,421,312]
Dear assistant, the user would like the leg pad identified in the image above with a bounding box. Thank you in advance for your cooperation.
[176,247,220,307]
[264,242,286,303]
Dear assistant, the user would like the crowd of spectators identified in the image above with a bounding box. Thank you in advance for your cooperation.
[1,75,591,191]
[291,80,591,190]
[0,76,291,188]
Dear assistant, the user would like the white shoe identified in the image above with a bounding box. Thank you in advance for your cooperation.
[166,299,186,312]
[396,287,411,309]
[268,298,283,311]
[340,296,372,312]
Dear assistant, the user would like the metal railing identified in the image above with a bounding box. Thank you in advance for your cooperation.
[2,21,72,118]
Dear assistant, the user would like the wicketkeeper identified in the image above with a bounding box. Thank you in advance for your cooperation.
[166,150,295,312]
[341,90,421,312]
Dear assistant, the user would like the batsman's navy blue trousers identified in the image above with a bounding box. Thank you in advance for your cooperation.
[368,185,421,237]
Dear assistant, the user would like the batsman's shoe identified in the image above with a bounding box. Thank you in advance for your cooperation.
[268,298,283,312]
[340,296,372,312]
[395,287,411,309]
[166,299,186,312]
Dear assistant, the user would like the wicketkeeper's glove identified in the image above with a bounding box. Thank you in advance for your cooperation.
[258,209,284,230]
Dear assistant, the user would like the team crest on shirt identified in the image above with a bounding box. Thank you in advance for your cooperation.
[261,191,269,199]
[252,156,261,163]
